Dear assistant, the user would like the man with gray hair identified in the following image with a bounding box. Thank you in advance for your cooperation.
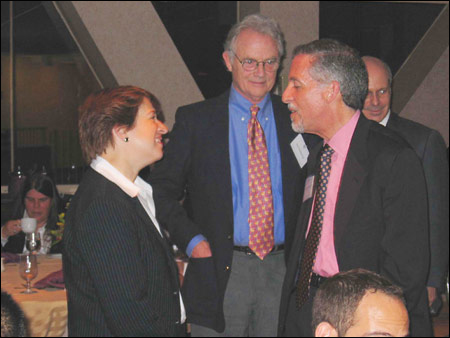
[278,39,431,337]
[149,14,317,336]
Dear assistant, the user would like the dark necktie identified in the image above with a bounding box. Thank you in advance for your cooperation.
[248,105,274,260]
[296,144,334,308]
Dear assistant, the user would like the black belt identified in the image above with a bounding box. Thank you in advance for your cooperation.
[310,273,328,288]
[233,245,285,255]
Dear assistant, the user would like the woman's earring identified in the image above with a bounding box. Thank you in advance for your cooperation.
[124,137,129,143]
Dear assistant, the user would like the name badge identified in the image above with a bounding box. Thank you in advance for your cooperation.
[290,134,309,168]
[303,175,315,202]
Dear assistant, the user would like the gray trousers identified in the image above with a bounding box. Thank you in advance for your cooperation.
[191,250,286,337]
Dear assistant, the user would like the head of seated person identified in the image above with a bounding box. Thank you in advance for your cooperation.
[2,173,62,253]
[312,269,409,337]
[1,291,27,337]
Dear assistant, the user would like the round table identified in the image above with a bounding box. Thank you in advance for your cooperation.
[1,255,67,337]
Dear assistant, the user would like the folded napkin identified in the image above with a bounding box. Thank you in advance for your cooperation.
[33,269,64,289]
[1,252,20,264]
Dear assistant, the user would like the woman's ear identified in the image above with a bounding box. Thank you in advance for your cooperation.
[112,125,128,143]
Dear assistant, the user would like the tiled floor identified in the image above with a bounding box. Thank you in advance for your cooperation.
[433,296,449,337]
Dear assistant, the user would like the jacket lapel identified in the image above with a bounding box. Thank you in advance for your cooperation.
[131,198,179,279]
[334,116,369,252]
[290,142,322,260]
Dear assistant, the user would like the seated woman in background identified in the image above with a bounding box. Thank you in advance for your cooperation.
[63,86,186,336]
[1,172,63,254]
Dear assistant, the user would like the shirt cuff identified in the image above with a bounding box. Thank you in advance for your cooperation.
[186,234,207,257]
[1,226,9,247]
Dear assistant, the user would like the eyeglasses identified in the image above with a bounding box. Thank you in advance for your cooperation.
[231,51,279,72]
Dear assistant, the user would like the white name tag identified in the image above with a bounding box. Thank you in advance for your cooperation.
[303,175,315,202]
[290,134,309,168]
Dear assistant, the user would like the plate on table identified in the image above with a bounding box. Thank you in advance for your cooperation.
[47,253,62,259]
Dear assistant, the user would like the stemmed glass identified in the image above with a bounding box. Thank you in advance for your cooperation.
[19,254,38,294]
[26,232,41,253]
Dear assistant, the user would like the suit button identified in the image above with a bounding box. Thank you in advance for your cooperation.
[175,321,180,325]
[225,266,230,271]
[173,291,178,296]
[227,235,232,240]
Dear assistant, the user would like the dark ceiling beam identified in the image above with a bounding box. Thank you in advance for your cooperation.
[51,1,117,89]
[392,4,449,113]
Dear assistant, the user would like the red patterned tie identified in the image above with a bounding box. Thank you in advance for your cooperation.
[296,144,334,308]
[248,104,274,260]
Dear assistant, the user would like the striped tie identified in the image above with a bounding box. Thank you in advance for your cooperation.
[248,105,274,260]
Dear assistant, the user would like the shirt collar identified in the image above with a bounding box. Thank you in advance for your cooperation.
[90,156,140,198]
[379,110,391,127]
[327,110,360,158]
[229,85,271,118]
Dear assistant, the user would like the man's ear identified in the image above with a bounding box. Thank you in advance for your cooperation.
[315,322,339,337]
[222,51,233,72]
[323,80,341,103]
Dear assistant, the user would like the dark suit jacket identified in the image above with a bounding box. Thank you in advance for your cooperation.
[63,168,182,337]
[278,115,432,337]
[387,112,449,289]
[149,91,317,332]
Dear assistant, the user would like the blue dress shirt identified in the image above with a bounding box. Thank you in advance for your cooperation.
[186,86,286,256]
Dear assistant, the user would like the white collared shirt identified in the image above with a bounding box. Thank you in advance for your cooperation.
[379,110,391,127]
[91,156,163,237]
[91,156,186,324]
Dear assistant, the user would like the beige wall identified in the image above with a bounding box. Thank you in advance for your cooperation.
[260,1,319,93]
[69,1,204,130]
[401,47,449,145]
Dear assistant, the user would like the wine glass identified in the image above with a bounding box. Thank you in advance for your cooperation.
[19,254,38,294]
[26,232,41,253]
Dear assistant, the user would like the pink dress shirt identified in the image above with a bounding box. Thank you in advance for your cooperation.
[307,111,360,277]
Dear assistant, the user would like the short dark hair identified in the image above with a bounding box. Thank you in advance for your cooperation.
[312,269,406,336]
[292,39,368,111]
[1,291,27,337]
[78,85,162,163]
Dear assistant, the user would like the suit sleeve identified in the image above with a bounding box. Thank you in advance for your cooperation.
[422,130,449,289]
[149,108,203,253]
[381,147,431,337]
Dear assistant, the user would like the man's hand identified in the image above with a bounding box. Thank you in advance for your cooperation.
[427,286,437,307]
[191,240,212,258]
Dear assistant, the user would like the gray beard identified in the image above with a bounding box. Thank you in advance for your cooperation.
[291,121,305,134]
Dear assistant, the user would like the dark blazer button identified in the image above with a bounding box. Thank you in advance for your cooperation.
[225,266,230,271]
[227,235,232,240]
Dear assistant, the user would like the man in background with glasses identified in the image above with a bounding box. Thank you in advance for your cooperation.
[149,14,317,336]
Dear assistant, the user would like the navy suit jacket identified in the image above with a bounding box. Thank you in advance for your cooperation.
[278,115,432,337]
[387,112,449,289]
[149,91,318,332]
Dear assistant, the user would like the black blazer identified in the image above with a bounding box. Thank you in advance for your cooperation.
[387,112,449,289]
[278,115,432,337]
[63,168,182,337]
[149,91,318,332]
